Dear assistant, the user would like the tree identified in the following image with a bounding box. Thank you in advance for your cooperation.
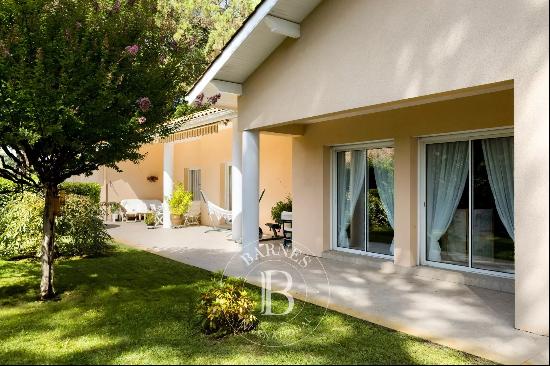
[0,0,206,299]
[158,0,259,61]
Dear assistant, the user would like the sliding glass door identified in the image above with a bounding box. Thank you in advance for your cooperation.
[424,134,514,274]
[334,144,395,257]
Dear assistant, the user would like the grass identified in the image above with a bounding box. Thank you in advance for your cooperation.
[0,244,494,365]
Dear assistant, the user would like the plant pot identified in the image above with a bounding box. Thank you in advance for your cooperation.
[171,214,183,226]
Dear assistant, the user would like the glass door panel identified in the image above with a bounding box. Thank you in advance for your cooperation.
[472,138,515,273]
[424,136,514,274]
[425,141,470,265]
[367,148,394,256]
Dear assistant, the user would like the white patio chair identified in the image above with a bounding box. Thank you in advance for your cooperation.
[153,205,163,227]
[183,201,201,226]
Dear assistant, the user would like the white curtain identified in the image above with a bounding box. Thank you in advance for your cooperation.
[337,150,366,248]
[426,141,469,261]
[482,137,514,240]
[371,149,395,255]
[337,152,350,247]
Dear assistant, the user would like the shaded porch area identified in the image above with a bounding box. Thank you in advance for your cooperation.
[107,222,548,365]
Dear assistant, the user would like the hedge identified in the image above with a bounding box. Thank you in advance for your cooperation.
[1,179,101,207]
[59,182,101,204]
[0,192,111,259]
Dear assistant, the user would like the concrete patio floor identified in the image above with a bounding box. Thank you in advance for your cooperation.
[107,222,549,365]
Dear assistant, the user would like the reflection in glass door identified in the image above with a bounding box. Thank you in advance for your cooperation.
[335,146,394,256]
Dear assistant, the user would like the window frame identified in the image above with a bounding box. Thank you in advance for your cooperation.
[224,162,232,210]
[187,168,202,202]
[330,139,395,260]
[418,127,514,278]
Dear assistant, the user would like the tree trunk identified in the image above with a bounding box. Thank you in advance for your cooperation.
[40,184,58,300]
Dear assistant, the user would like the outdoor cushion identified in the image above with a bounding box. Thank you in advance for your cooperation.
[120,199,150,214]
[143,199,162,211]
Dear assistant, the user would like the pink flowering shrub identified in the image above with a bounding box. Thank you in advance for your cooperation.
[137,97,151,112]
[125,44,139,56]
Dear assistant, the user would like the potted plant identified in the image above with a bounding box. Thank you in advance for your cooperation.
[271,195,292,224]
[144,212,156,227]
[110,202,122,221]
[168,183,192,226]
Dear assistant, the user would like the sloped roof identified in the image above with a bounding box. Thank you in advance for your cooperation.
[170,108,237,133]
[185,0,322,103]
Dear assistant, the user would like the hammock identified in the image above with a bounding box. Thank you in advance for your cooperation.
[206,200,232,223]
[200,191,232,230]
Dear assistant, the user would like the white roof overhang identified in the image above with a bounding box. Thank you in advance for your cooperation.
[185,0,322,103]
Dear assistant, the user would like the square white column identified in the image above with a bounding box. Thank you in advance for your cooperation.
[232,120,243,242]
[242,130,259,255]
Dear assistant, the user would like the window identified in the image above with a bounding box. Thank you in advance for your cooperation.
[422,133,514,275]
[333,143,395,257]
[188,169,201,201]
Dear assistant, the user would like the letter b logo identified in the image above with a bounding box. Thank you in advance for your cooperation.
[260,270,294,316]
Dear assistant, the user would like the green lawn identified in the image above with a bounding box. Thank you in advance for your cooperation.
[0,245,493,365]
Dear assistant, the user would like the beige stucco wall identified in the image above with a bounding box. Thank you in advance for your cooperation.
[173,125,292,228]
[76,124,293,233]
[293,89,513,257]
[237,0,548,336]
[70,143,165,203]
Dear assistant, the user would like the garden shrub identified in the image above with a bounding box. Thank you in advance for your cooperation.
[271,195,292,224]
[56,194,111,257]
[0,192,111,259]
[0,178,17,208]
[59,182,101,204]
[0,192,43,259]
[196,273,258,337]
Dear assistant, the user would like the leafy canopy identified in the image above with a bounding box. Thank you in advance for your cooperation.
[158,0,260,62]
[0,0,206,187]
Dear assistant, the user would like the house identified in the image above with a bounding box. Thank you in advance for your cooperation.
[72,104,293,233]
[184,0,549,337]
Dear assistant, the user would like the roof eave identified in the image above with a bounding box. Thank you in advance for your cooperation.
[184,0,279,103]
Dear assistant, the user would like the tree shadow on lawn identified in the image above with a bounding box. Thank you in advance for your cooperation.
[0,248,492,365]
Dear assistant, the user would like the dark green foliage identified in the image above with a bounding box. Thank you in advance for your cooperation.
[369,189,392,231]
[0,193,111,259]
[0,177,15,207]
[56,194,111,257]
[59,182,101,204]
[271,195,292,224]
[0,0,207,187]
[196,272,258,337]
